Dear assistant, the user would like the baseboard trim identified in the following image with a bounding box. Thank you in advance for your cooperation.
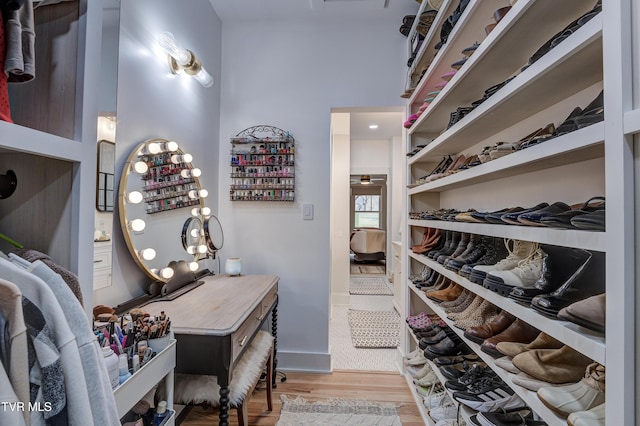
[277,350,331,373]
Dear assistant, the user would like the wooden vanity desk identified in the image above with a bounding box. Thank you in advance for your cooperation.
[144,274,279,426]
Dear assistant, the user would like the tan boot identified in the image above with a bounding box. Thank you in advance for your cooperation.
[512,345,594,384]
[496,331,563,358]
[426,282,463,302]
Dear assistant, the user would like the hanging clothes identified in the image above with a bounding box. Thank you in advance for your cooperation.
[0,278,29,425]
[29,260,119,426]
[0,258,94,425]
[0,11,13,122]
[0,361,26,426]
[3,0,35,82]
[12,248,83,306]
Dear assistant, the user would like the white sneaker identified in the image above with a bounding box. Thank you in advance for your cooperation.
[537,363,605,417]
[486,247,543,287]
[429,404,458,422]
[423,391,451,410]
[404,348,423,360]
[414,371,439,387]
[411,363,433,379]
[472,240,536,276]
[407,353,428,366]
[567,402,605,426]
[435,420,460,426]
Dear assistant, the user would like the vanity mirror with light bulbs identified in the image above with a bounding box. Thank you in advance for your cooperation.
[118,138,224,300]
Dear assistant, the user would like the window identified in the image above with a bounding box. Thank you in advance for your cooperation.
[354,195,380,228]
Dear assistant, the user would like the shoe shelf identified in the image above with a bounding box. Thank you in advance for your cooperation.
[403,373,437,426]
[409,0,458,92]
[408,0,507,106]
[0,120,83,163]
[408,123,604,192]
[409,285,567,426]
[407,219,606,252]
[623,107,640,135]
[407,258,606,365]
[410,0,598,135]
[409,13,603,155]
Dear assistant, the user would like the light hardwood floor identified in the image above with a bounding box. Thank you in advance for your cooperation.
[180,370,423,425]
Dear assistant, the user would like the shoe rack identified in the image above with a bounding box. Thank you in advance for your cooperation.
[401,0,634,424]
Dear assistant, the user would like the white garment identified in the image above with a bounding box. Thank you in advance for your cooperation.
[29,261,119,426]
[0,258,94,426]
[0,278,29,425]
[0,362,26,426]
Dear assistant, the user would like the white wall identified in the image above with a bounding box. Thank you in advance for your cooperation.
[351,139,392,170]
[218,15,410,371]
[94,0,222,307]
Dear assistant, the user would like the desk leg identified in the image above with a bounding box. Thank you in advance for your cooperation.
[218,386,230,426]
[271,297,279,389]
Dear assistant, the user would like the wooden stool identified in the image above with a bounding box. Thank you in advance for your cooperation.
[173,331,274,425]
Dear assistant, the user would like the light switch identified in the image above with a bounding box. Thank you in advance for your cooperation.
[302,203,314,220]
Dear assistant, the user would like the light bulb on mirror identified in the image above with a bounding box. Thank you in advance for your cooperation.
[190,228,200,238]
[171,153,193,164]
[191,207,211,217]
[132,161,148,174]
[189,262,199,272]
[127,191,143,204]
[139,248,157,261]
[159,267,174,279]
[198,189,208,198]
[164,141,179,152]
[186,245,197,255]
[147,143,162,154]
[128,219,146,232]
[188,188,208,199]
[197,245,207,254]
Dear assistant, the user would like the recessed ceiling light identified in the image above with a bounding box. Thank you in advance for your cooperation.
[369,124,379,129]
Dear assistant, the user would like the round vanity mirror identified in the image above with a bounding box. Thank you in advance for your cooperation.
[204,215,224,257]
[118,138,209,282]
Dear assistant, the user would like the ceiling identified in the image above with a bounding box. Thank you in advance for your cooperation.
[349,111,403,141]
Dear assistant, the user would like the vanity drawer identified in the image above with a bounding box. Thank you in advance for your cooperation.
[231,303,262,364]
[231,284,278,364]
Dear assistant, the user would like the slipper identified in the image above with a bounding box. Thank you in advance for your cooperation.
[461,42,480,57]
[441,70,457,81]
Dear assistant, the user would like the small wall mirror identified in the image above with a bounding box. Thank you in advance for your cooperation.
[97,140,115,212]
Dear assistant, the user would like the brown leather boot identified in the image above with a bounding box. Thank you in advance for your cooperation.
[463,310,516,344]
[481,319,541,357]
[426,282,463,302]
[512,345,594,384]
[496,331,563,358]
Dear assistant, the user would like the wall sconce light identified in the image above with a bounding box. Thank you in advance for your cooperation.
[158,31,213,88]
[360,175,371,184]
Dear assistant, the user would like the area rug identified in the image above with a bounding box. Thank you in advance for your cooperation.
[350,263,386,275]
[276,395,401,425]
[347,309,400,348]
[349,277,393,296]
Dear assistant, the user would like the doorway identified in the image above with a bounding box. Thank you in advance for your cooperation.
[329,108,404,373]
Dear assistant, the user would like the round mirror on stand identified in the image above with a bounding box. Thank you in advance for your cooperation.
[118,138,213,297]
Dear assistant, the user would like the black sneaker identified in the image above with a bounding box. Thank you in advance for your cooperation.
[444,363,493,391]
[453,377,524,412]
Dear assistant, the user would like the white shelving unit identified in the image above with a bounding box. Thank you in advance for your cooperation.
[113,339,177,424]
[400,0,634,424]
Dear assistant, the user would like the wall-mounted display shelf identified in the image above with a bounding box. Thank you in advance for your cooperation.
[229,125,295,202]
